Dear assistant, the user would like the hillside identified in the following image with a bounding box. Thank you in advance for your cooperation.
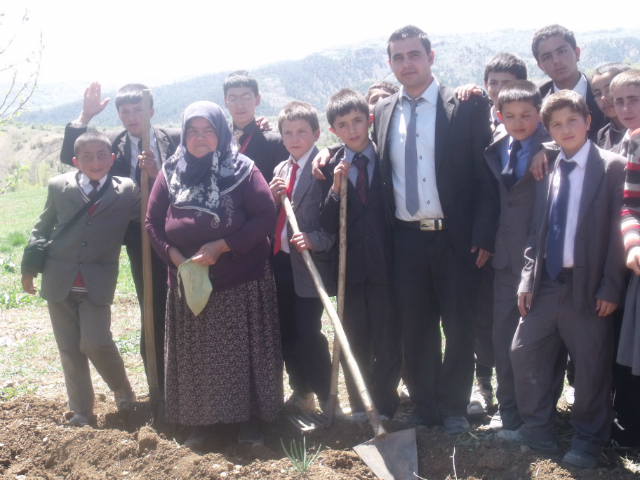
[18,28,640,128]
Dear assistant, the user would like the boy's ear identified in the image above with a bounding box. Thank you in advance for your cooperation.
[72,157,79,168]
[255,94,261,107]
[575,47,581,62]
[496,111,504,123]
[150,107,155,119]
[329,127,335,134]
[586,114,591,132]
[110,153,115,165]
[313,129,321,142]
[368,114,374,127]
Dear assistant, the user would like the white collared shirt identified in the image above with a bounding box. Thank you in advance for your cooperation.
[553,73,588,100]
[279,146,314,254]
[389,78,443,221]
[550,140,591,267]
[128,128,161,180]
[78,172,108,196]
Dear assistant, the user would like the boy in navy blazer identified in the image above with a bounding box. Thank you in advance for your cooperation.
[22,131,140,426]
[319,89,401,420]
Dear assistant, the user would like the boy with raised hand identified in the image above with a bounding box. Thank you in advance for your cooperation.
[223,70,289,183]
[59,83,180,398]
[499,90,626,469]
[318,88,401,420]
[483,81,551,431]
[532,24,607,142]
[22,131,140,426]
[269,101,337,417]
[591,64,631,151]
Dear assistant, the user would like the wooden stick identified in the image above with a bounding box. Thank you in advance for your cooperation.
[328,175,347,425]
[140,90,158,406]
[282,196,386,437]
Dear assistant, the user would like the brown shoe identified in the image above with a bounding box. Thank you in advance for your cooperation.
[113,379,136,412]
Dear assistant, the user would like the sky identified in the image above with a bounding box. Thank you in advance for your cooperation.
[2,0,638,88]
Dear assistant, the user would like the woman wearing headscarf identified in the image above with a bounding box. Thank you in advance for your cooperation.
[146,101,281,446]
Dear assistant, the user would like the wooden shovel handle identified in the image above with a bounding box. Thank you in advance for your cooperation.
[328,175,347,424]
[282,195,386,437]
[140,90,158,404]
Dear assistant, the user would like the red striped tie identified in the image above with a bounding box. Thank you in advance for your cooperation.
[273,162,299,255]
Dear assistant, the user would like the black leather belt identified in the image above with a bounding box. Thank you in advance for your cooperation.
[556,267,573,284]
[397,218,446,231]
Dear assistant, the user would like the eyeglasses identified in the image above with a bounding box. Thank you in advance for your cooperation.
[226,94,256,106]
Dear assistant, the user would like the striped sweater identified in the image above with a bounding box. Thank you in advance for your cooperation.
[621,128,640,253]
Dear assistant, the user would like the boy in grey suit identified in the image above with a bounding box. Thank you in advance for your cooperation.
[269,101,336,416]
[499,91,626,469]
[21,131,140,426]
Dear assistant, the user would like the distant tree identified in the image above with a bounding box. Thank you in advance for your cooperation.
[0,9,43,125]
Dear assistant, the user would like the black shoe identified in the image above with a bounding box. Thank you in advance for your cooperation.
[443,415,470,435]
[497,428,557,453]
[562,449,598,469]
[238,418,264,447]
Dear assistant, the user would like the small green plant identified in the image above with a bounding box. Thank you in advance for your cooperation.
[7,230,28,247]
[1,163,29,194]
[280,436,322,479]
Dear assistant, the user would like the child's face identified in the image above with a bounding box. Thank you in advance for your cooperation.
[224,86,260,128]
[612,84,640,131]
[485,72,518,106]
[330,110,371,153]
[536,35,580,85]
[73,142,114,181]
[547,106,591,158]
[497,101,540,142]
[591,71,618,120]
[367,88,392,115]
[118,102,154,138]
[281,119,320,161]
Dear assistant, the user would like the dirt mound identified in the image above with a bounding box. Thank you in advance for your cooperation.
[1,396,638,479]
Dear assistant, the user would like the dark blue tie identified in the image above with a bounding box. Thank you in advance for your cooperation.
[501,140,522,191]
[545,159,577,279]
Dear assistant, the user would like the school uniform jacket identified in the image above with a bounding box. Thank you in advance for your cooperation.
[273,146,336,297]
[26,172,141,305]
[537,77,607,144]
[518,143,626,314]
[59,124,181,178]
[372,82,499,267]
[486,125,551,276]
[319,145,393,285]
[238,122,290,184]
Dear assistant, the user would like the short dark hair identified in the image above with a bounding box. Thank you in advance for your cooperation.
[497,81,542,113]
[532,24,577,62]
[223,70,259,96]
[484,53,527,83]
[326,89,369,127]
[541,90,589,131]
[609,69,640,92]
[115,84,154,110]
[74,130,112,157]
[365,81,399,102]
[387,25,431,59]
[278,101,320,133]
[593,63,631,78]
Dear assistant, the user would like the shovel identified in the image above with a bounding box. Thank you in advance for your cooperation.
[128,89,162,429]
[282,196,418,480]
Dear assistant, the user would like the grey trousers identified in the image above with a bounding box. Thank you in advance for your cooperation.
[48,293,128,415]
[510,272,613,455]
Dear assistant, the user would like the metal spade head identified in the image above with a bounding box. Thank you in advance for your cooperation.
[353,427,419,480]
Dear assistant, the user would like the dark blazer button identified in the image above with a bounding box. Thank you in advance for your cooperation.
[87,221,92,225]
[82,242,87,247]
[79,262,83,267]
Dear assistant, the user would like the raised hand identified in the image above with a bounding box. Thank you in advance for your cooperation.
[78,82,110,125]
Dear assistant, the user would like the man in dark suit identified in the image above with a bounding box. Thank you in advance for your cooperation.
[224,71,290,183]
[59,83,181,397]
[372,25,498,434]
[532,24,607,143]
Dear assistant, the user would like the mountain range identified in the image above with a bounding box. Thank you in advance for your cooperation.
[18,28,640,128]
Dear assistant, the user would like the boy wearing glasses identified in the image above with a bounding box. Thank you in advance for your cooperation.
[224,70,290,183]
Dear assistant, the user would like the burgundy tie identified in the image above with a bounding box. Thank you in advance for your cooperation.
[273,162,300,255]
[88,179,100,199]
[352,154,370,204]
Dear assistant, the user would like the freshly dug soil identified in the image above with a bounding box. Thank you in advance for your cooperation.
[1,395,638,479]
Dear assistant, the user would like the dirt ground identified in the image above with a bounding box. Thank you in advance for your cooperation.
[1,305,640,479]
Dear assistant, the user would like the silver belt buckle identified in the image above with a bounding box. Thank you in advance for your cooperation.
[419,219,442,231]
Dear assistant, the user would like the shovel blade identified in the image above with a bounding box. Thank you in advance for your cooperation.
[353,427,418,480]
